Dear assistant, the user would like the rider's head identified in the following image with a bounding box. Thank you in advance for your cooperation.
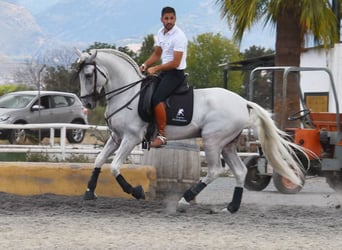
[161,7,176,32]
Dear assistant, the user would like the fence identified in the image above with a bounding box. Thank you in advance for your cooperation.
[0,124,259,162]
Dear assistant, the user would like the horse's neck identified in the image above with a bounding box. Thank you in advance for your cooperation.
[104,60,142,110]
[94,51,142,115]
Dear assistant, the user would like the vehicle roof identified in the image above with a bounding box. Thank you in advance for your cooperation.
[5,91,77,97]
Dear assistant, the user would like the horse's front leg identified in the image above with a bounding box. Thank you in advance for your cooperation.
[221,143,247,213]
[84,134,119,200]
[110,136,145,200]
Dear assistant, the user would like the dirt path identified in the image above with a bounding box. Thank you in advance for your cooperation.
[1,177,341,250]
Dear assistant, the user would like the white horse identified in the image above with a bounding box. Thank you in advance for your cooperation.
[76,49,306,213]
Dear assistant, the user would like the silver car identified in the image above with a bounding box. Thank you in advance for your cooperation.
[0,90,88,144]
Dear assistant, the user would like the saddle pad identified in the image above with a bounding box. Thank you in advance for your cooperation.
[166,88,193,126]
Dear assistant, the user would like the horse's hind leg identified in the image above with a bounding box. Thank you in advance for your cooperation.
[84,134,119,200]
[221,143,247,213]
[178,144,223,208]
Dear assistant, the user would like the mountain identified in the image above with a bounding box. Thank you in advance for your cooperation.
[0,0,275,59]
[34,0,232,45]
[0,0,235,57]
[0,1,44,58]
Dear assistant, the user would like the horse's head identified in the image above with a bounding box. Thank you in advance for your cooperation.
[75,49,108,109]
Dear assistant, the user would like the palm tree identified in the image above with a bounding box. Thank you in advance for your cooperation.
[217,0,339,128]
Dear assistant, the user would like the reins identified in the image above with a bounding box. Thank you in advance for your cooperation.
[78,53,152,123]
[79,61,144,102]
[104,78,148,122]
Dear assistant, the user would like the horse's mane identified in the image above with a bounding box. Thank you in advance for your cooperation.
[90,49,144,78]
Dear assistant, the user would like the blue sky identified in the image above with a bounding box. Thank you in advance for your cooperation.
[15,0,276,51]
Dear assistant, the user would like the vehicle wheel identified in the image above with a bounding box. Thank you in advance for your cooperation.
[66,121,85,143]
[326,174,342,191]
[272,171,304,194]
[9,128,27,144]
[244,155,272,191]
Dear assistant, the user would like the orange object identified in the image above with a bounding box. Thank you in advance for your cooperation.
[293,128,322,159]
[310,112,342,131]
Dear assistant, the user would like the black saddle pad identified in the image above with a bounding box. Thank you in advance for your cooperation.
[165,88,193,126]
[138,77,194,126]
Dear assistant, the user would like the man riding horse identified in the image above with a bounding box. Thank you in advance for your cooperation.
[140,6,188,148]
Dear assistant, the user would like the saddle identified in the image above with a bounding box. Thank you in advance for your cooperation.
[138,74,194,148]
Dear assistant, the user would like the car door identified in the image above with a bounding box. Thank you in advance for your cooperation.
[50,94,72,123]
[29,95,55,124]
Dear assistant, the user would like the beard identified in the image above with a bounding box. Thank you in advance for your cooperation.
[164,23,174,31]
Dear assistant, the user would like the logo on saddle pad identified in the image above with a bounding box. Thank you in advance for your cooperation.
[173,108,186,123]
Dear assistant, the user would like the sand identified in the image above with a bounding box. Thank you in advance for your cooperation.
[1,177,341,250]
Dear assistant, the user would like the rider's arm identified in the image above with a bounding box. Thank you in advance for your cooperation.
[141,46,162,71]
[147,50,183,75]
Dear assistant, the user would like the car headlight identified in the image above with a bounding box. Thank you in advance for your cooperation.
[0,115,10,121]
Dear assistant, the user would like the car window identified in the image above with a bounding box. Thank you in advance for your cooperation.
[66,96,76,105]
[0,94,35,108]
[40,96,51,108]
[52,95,70,108]
[34,96,51,109]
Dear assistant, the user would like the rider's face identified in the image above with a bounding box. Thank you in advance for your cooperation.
[161,12,176,32]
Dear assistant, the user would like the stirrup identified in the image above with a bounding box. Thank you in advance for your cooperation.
[151,135,167,148]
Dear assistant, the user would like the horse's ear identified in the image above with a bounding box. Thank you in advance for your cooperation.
[89,50,98,61]
[74,47,82,57]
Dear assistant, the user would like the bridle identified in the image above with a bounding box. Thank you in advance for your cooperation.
[78,60,148,121]
[78,61,108,101]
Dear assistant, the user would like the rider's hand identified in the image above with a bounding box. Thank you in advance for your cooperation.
[140,63,147,73]
[147,66,157,75]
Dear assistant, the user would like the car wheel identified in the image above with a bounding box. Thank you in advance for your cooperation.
[272,171,304,194]
[66,121,85,143]
[9,128,27,144]
[244,155,272,191]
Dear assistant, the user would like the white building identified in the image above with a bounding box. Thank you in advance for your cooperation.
[300,43,342,113]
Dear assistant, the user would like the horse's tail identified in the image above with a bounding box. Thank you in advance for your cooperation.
[246,101,307,186]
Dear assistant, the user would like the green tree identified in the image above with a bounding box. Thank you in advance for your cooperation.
[117,46,138,61]
[217,0,338,128]
[136,34,155,66]
[86,42,117,51]
[0,84,32,96]
[242,45,274,59]
[187,33,242,92]
[241,46,275,110]
[86,42,137,61]
[43,65,79,94]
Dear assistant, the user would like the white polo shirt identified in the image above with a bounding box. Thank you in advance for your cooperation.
[156,25,188,70]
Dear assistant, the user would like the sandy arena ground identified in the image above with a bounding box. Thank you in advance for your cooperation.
[1,176,342,250]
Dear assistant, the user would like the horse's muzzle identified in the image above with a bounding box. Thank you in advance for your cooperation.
[81,97,97,110]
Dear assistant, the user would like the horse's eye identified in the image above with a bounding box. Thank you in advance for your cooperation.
[85,73,93,79]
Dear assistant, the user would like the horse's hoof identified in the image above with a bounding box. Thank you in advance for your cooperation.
[227,203,239,213]
[84,189,97,200]
[176,197,190,212]
[221,208,230,213]
[132,185,145,200]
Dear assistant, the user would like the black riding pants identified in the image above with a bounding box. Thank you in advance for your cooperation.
[151,69,185,108]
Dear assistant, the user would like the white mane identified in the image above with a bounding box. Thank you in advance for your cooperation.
[90,49,144,78]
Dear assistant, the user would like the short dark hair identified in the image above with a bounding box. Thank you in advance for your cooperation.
[161,6,176,17]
